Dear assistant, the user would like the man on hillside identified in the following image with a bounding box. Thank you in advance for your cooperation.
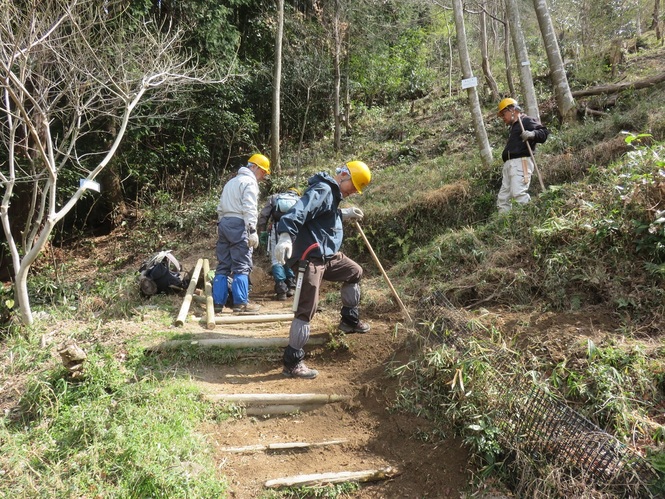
[257,187,302,301]
[497,98,549,212]
[274,161,372,379]
[212,153,270,314]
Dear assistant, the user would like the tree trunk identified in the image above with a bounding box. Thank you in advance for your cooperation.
[505,0,540,121]
[480,0,501,102]
[452,0,493,169]
[651,0,662,40]
[532,0,576,122]
[270,0,285,174]
[571,71,665,97]
[503,18,516,97]
[333,0,342,151]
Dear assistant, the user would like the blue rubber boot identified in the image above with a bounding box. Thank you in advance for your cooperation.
[212,274,229,308]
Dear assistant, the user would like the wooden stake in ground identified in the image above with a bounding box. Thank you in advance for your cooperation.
[175,258,203,326]
[264,466,401,488]
[354,222,412,324]
[202,258,215,329]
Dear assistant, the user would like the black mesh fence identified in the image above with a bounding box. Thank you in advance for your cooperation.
[414,291,661,497]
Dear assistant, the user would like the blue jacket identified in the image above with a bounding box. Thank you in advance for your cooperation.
[277,172,343,265]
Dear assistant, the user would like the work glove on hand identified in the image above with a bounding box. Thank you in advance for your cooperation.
[340,207,364,221]
[247,230,259,249]
[521,130,536,141]
[275,233,292,265]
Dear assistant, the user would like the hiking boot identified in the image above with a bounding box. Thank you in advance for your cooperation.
[233,302,261,314]
[214,304,225,314]
[286,289,294,297]
[275,293,287,301]
[338,320,371,334]
[282,362,319,379]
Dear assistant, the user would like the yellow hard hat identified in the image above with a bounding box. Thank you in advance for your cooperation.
[248,153,271,174]
[346,160,371,194]
[498,97,518,115]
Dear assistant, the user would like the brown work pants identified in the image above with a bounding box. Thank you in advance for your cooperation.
[293,252,362,323]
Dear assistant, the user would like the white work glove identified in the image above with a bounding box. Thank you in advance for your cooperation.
[247,230,259,249]
[340,207,364,221]
[521,130,536,141]
[275,233,292,264]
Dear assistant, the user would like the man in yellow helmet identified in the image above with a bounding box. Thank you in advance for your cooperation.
[496,98,549,212]
[273,161,371,379]
[212,153,270,314]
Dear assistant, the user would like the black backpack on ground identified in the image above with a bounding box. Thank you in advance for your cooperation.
[139,251,189,296]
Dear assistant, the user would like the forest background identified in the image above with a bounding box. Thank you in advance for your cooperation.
[1,0,665,497]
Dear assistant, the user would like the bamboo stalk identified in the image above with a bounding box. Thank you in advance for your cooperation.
[147,336,326,352]
[207,393,349,404]
[220,439,347,454]
[203,258,215,329]
[215,313,294,324]
[174,258,203,327]
[265,466,401,488]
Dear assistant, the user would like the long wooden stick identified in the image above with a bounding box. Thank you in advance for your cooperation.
[207,393,349,404]
[148,336,327,351]
[214,313,294,324]
[265,466,401,488]
[220,439,347,454]
[175,258,203,326]
[203,259,215,329]
[516,114,546,193]
[354,222,412,323]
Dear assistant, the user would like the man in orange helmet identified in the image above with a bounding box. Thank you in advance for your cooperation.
[212,153,270,314]
[274,161,371,379]
[497,98,549,212]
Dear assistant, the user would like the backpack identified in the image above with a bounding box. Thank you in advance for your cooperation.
[272,191,299,221]
[138,250,189,296]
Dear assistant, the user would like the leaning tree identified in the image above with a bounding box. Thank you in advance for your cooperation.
[0,0,228,325]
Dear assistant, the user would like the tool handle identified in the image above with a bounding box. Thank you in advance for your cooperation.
[354,222,412,324]
[516,114,546,193]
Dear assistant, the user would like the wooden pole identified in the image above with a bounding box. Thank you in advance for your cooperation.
[220,439,347,454]
[207,393,349,404]
[203,258,215,329]
[354,222,412,324]
[147,336,327,352]
[174,258,203,326]
[215,313,294,325]
[265,466,401,488]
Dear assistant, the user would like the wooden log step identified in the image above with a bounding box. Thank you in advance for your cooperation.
[220,439,348,454]
[264,466,401,488]
[206,393,349,405]
[147,336,326,352]
[214,313,294,324]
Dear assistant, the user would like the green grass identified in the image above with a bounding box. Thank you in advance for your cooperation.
[0,344,230,498]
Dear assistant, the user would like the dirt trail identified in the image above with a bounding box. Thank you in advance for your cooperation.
[173,262,472,498]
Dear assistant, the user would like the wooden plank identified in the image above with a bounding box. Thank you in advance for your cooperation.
[265,466,401,488]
